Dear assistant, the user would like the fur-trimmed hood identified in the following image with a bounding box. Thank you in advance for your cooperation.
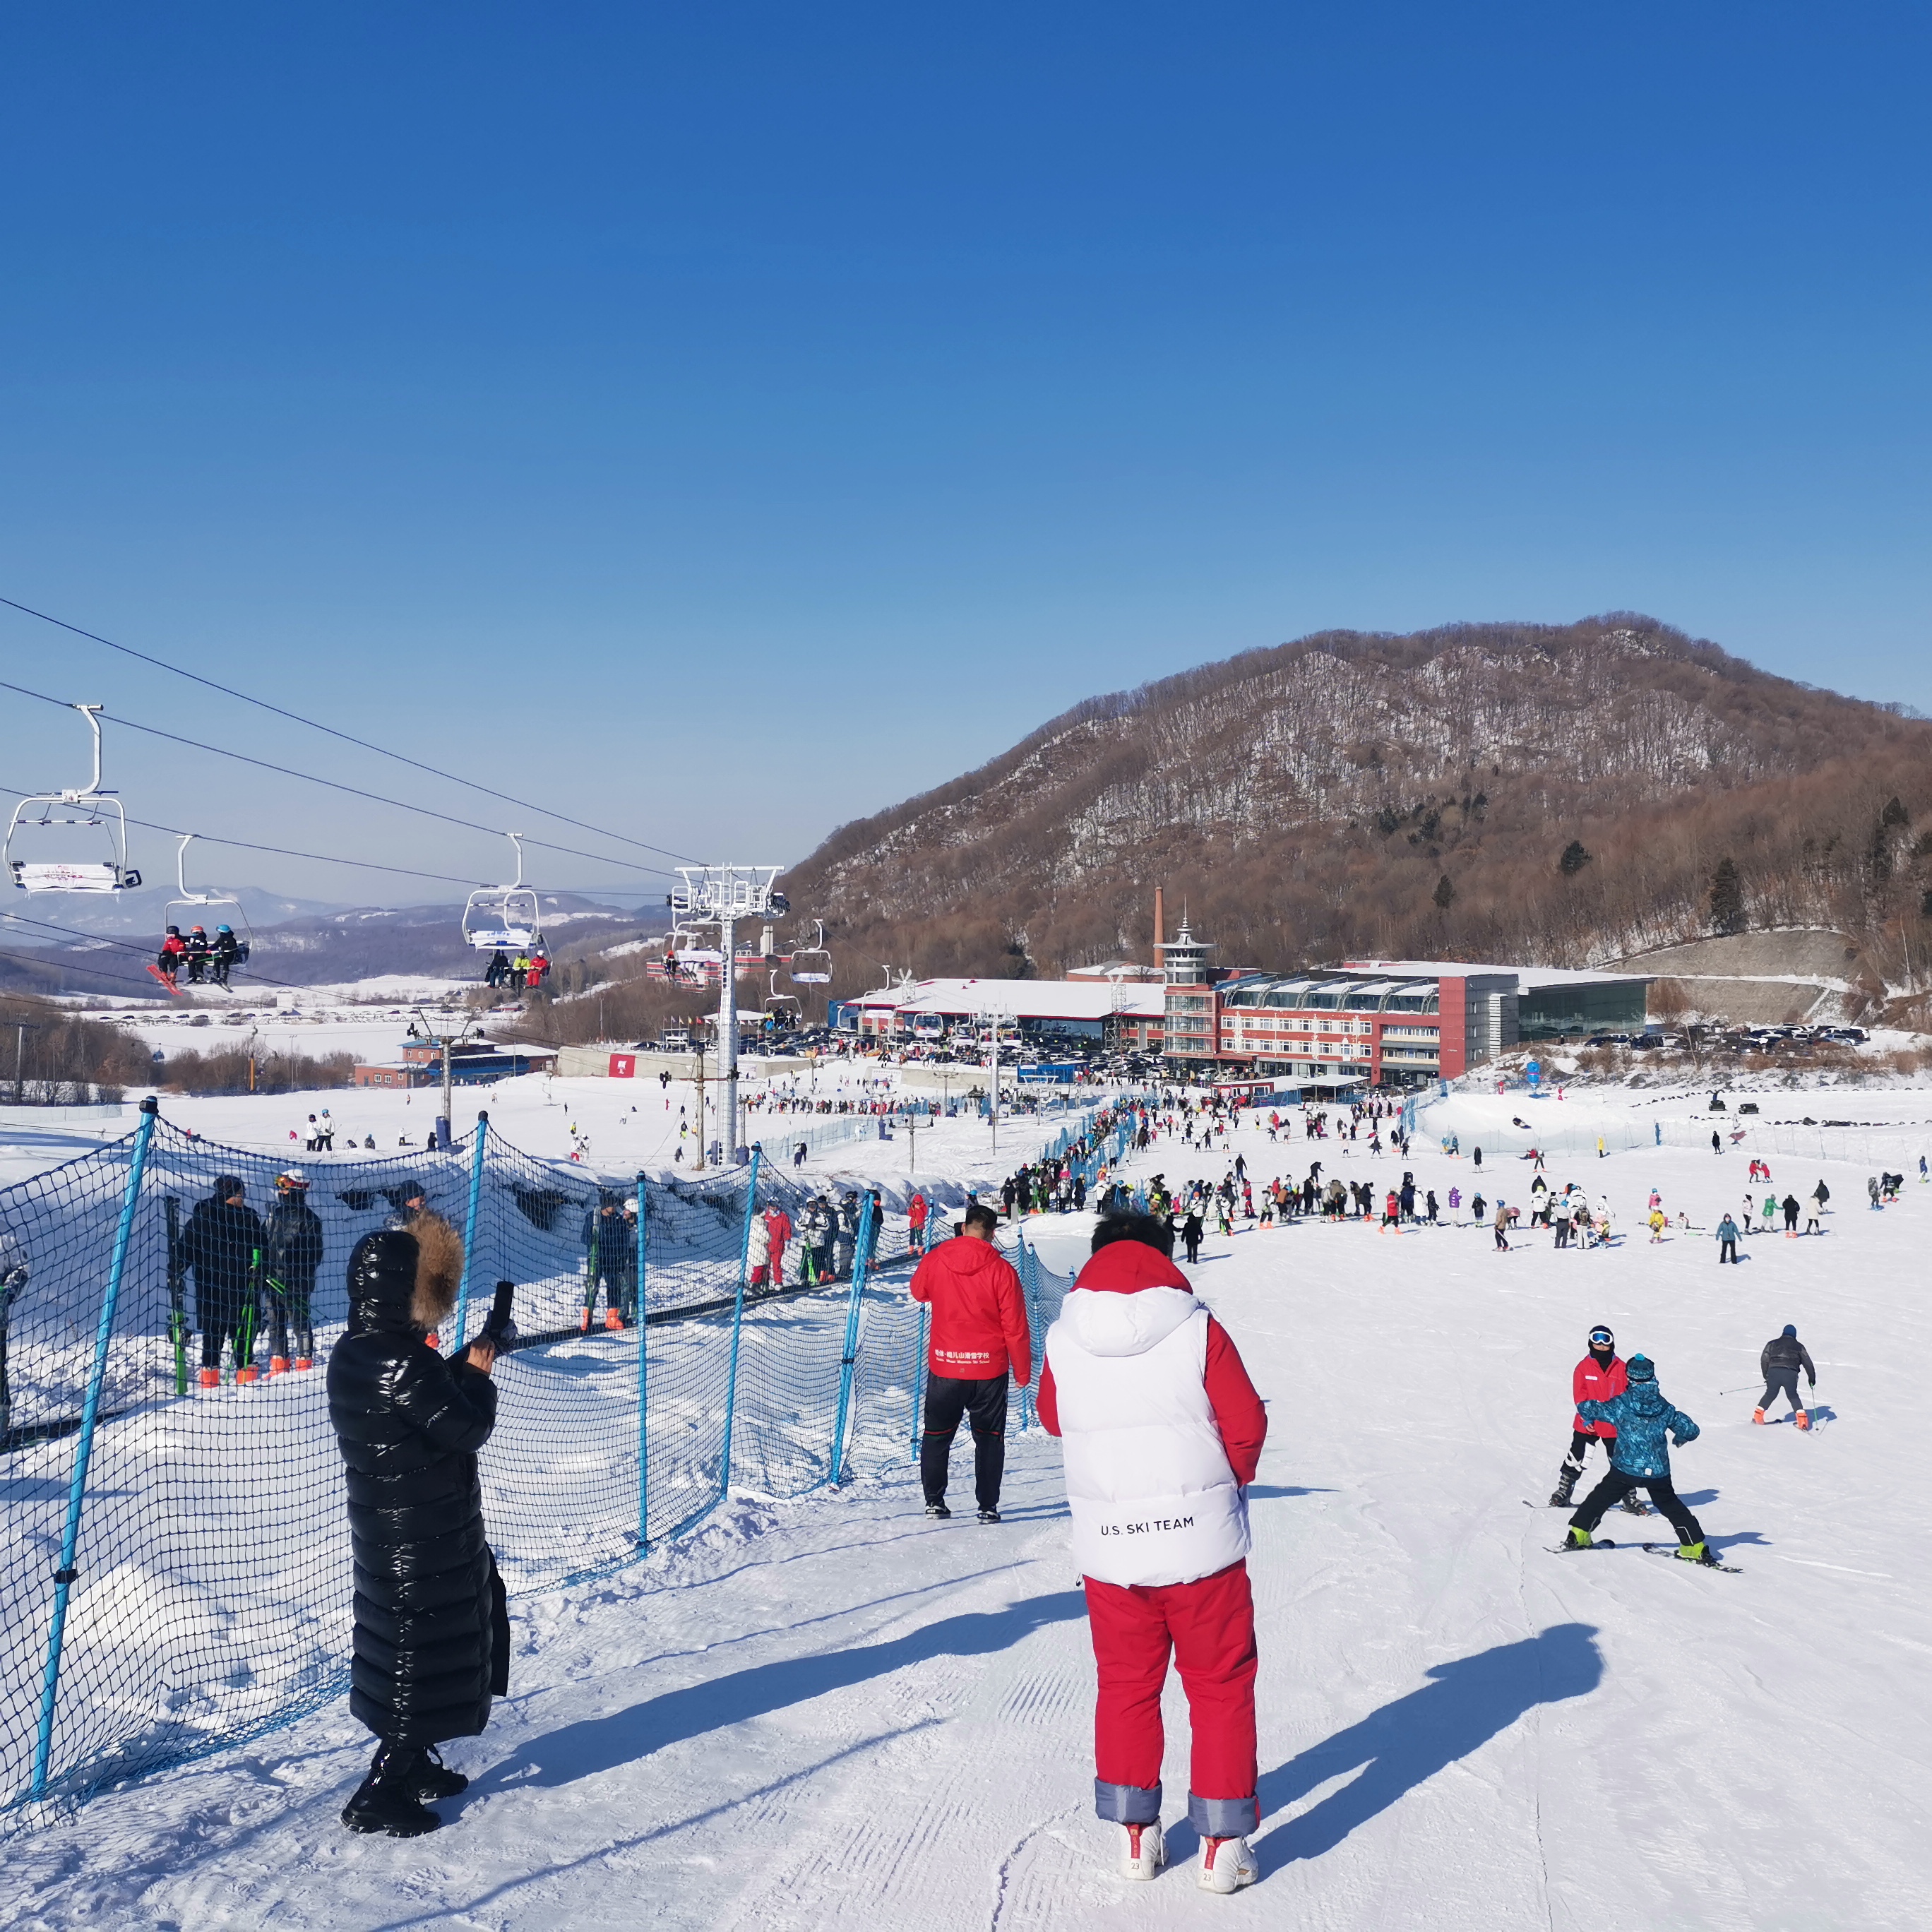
[346,1212,465,1337]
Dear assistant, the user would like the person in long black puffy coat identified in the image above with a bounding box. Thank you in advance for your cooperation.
[328,1211,507,1836]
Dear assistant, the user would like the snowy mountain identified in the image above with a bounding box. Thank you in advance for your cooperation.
[783,615,1932,998]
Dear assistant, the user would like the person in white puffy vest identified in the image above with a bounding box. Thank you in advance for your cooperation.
[1038,1210,1269,1895]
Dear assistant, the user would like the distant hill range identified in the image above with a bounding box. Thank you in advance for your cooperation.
[0,892,663,1000]
[782,615,1932,1020]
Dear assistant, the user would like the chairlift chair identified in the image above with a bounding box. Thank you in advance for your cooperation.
[165,833,253,970]
[5,703,141,893]
[764,969,803,1030]
[463,833,543,951]
[789,919,833,985]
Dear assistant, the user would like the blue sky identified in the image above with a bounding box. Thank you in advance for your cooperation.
[1,6,1926,904]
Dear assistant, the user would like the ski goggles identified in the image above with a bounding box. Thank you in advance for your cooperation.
[1587,1329,1614,1348]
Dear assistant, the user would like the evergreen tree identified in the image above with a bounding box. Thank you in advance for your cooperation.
[1433,874,1455,911]
[1558,840,1592,876]
[1709,857,1746,935]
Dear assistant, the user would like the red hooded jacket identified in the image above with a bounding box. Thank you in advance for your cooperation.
[1573,1352,1626,1437]
[1036,1239,1267,1484]
[910,1234,1032,1383]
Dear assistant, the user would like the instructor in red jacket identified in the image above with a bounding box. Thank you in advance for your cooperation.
[909,1202,1032,1522]
[1549,1323,1626,1507]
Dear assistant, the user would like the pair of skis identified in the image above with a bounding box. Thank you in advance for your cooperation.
[1550,1538,1742,1574]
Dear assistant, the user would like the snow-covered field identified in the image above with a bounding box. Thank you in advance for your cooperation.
[3,1083,1930,1928]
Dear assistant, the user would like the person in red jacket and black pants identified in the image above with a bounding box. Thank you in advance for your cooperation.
[1551,1324,1641,1510]
[909,1202,1032,1522]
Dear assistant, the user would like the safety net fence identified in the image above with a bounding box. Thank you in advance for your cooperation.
[0,1104,1039,1824]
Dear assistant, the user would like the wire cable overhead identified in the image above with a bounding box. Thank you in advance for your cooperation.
[0,593,702,866]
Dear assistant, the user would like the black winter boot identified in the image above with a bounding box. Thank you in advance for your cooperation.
[342,1745,442,1837]
[412,1745,469,1801]
[1548,1465,1580,1508]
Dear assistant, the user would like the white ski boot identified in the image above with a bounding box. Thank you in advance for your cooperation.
[1197,1835,1258,1893]
[1118,1819,1165,1880]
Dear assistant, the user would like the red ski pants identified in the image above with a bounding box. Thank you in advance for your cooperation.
[1085,1559,1257,1801]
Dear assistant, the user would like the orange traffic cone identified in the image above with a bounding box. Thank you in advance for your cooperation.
[294,1356,314,1372]
[198,1367,220,1390]
[1752,1408,1765,1424]
[604,1306,623,1331]
[579,1308,591,1333]
[1795,1410,1811,1431]
[268,1356,290,1378]
[424,1330,439,1350]
[235,1365,260,1385]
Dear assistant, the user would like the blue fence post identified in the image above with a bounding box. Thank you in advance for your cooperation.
[716,1148,761,1501]
[453,1109,489,1344]
[30,1095,158,1802]
[910,1304,929,1464]
[634,1168,650,1550]
[1013,1232,1039,1433]
[828,1193,874,1485]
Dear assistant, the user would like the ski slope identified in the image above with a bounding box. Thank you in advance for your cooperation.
[4,1095,1930,1928]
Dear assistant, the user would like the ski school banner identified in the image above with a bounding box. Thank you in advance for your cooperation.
[609,1054,636,1078]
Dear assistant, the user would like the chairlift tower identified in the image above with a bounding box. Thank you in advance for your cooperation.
[666,866,789,1167]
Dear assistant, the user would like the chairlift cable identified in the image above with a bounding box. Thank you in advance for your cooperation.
[0,676,677,878]
[0,593,704,866]
[0,909,307,991]
[0,779,653,893]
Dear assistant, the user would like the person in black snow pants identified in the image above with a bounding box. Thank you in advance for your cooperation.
[261,1168,326,1373]
[1566,1354,1716,1562]
[1715,1213,1741,1264]
[1182,1209,1204,1266]
[182,1176,264,1387]
[1754,1323,1817,1429]
[328,1211,506,1836]
[1782,1193,1801,1233]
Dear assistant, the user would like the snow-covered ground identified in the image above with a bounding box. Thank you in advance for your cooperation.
[3,1085,1930,1928]
[0,1051,1080,1202]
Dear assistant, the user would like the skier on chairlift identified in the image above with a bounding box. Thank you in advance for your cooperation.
[184,924,211,984]
[210,924,243,986]
[157,926,186,989]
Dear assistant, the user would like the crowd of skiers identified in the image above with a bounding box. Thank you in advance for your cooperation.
[746,1188,887,1289]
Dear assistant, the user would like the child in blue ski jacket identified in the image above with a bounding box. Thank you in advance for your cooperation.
[1565,1354,1717,1563]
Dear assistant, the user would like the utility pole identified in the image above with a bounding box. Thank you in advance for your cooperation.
[13,1020,40,1105]
[988,1010,1000,1154]
[666,866,789,1167]
[407,1008,481,1152]
[691,1039,707,1172]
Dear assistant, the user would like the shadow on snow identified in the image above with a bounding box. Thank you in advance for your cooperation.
[464,1590,1086,1797]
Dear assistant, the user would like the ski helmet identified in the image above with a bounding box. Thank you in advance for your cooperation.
[217,924,232,934]
[278,1168,309,1190]
[1587,1325,1614,1351]
[1626,1354,1656,1382]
